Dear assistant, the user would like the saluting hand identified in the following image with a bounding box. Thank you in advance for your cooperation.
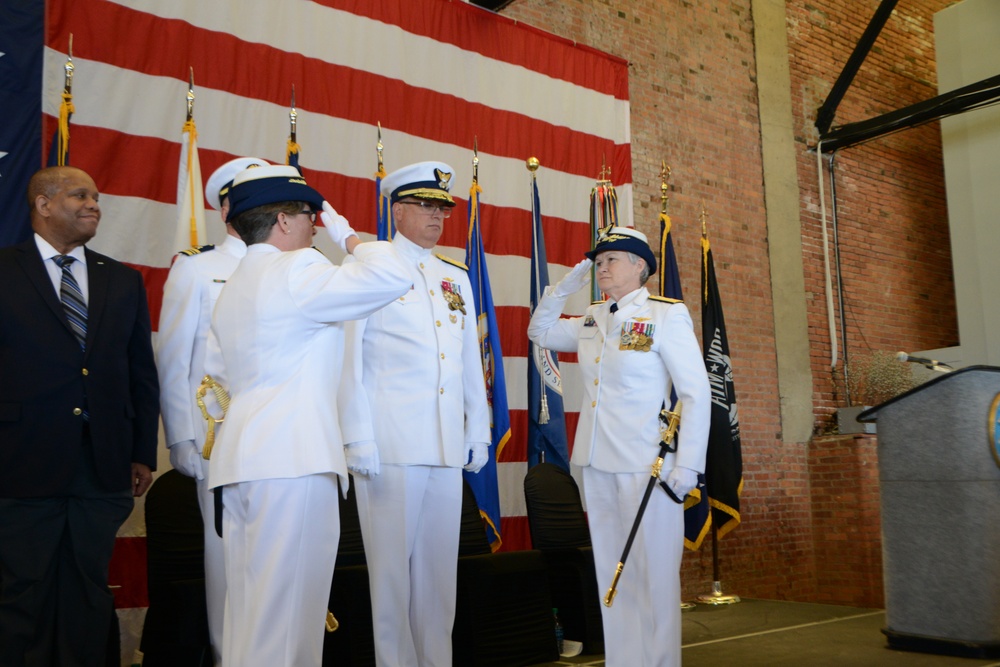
[551,259,593,299]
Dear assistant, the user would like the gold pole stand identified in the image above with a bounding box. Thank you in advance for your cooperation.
[696,580,740,606]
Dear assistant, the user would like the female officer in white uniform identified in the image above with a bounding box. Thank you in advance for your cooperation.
[206,165,410,667]
[528,226,711,667]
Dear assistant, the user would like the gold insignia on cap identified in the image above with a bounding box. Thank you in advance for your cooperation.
[595,224,615,244]
[435,168,453,191]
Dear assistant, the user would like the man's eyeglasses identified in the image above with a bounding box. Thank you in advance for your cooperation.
[398,201,452,218]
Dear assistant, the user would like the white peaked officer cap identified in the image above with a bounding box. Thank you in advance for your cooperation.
[380,161,456,206]
[205,156,271,211]
[585,226,658,275]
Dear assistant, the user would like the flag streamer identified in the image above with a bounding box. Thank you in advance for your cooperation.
[589,162,619,303]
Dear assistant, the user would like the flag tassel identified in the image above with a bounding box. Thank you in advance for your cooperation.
[538,384,550,424]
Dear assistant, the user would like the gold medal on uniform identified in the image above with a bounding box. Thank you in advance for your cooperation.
[441,279,466,314]
[620,321,655,352]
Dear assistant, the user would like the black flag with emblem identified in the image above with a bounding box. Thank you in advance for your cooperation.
[701,231,743,538]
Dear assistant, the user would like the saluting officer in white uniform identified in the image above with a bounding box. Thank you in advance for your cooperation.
[155,155,268,663]
[339,161,491,667]
[528,227,711,667]
[206,165,410,667]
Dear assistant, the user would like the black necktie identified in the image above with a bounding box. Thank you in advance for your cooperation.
[55,255,87,350]
[609,302,618,314]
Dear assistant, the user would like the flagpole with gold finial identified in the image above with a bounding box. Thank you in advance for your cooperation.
[287,86,301,167]
[700,203,713,309]
[56,35,75,166]
[180,68,204,247]
[469,137,481,285]
[526,156,550,424]
[658,161,672,296]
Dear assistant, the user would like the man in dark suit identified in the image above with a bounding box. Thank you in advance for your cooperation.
[0,166,160,666]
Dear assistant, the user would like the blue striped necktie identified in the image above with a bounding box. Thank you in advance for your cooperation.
[55,255,87,350]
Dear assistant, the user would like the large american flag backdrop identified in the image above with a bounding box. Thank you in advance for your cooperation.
[2,0,631,654]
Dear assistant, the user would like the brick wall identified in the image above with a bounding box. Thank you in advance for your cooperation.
[499,0,955,604]
[788,0,958,424]
[810,434,884,607]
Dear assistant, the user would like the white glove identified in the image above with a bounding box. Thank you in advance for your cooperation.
[169,440,205,480]
[464,442,489,473]
[345,441,380,479]
[320,200,358,253]
[550,259,593,299]
[664,466,699,499]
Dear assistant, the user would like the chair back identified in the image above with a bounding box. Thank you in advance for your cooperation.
[523,462,591,549]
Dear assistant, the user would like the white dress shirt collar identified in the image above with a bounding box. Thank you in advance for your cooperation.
[392,231,433,262]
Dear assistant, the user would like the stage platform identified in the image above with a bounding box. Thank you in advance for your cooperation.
[532,599,1000,667]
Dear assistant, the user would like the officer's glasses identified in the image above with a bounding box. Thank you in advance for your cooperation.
[300,209,317,224]
[399,201,452,218]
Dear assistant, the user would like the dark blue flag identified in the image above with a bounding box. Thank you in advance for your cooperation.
[0,0,45,247]
[527,175,570,470]
[464,179,508,551]
[658,211,711,550]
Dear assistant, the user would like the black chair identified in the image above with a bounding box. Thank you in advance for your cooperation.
[324,477,558,667]
[139,470,212,667]
[523,462,605,655]
[453,479,558,667]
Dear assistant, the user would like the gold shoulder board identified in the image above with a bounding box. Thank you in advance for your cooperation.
[435,253,468,271]
[178,244,216,257]
[650,295,683,304]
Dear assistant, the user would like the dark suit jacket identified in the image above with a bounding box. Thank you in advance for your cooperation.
[0,238,159,498]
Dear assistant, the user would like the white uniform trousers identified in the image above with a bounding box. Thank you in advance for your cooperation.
[583,467,684,667]
[221,474,340,667]
[355,465,463,667]
[195,476,225,665]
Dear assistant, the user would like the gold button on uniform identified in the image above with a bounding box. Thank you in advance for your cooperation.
[595,357,600,363]
[594,378,599,386]
[430,289,435,296]
[436,320,441,327]
[439,388,445,394]
[591,400,597,408]
[440,353,445,360]
[82,368,89,376]
[420,263,425,269]
[73,408,82,416]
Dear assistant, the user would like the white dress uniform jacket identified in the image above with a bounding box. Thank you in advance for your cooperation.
[157,234,246,452]
[208,242,411,489]
[529,284,711,667]
[527,285,711,473]
[340,232,490,463]
[156,233,246,664]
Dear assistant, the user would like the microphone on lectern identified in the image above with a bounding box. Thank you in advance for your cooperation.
[895,351,953,372]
